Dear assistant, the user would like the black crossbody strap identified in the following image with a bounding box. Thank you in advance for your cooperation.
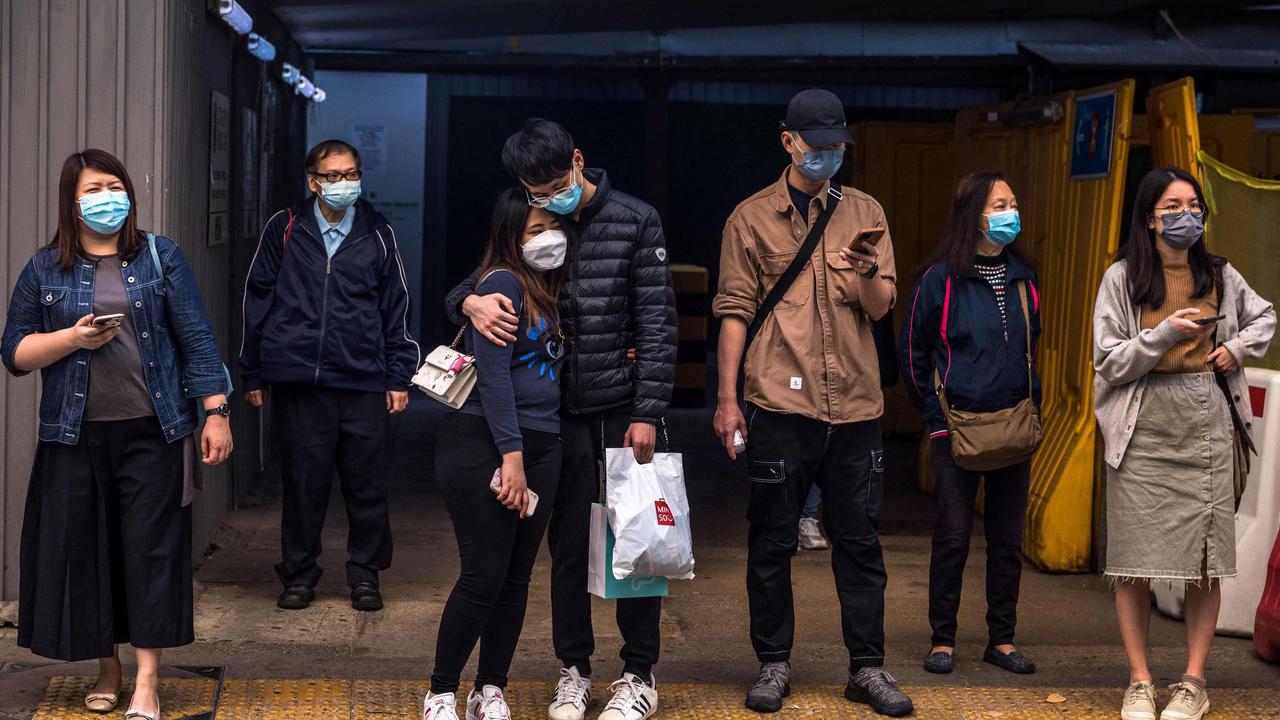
[741,186,842,366]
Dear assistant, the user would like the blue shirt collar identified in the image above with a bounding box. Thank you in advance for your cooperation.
[313,201,355,240]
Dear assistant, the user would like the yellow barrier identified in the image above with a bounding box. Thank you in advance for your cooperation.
[954,80,1136,572]
[1199,150,1280,371]
[849,122,955,438]
[1147,77,1202,180]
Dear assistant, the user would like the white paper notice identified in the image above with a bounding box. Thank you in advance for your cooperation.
[352,124,387,176]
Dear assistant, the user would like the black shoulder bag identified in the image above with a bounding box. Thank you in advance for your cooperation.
[737,186,843,390]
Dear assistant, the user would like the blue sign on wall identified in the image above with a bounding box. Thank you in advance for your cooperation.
[1070,90,1117,180]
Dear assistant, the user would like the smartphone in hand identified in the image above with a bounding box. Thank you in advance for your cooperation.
[490,468,539,515]
[92,313,125,328]
[1193,314,1226,326]
[846,227,886,253]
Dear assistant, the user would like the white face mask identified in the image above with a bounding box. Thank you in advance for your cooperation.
[521,229,567,270]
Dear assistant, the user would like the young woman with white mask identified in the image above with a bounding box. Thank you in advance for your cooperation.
[424,188,568,720]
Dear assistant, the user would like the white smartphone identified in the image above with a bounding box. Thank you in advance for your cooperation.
[92,313,125,328]
[490,468,539,516]
[732,429,747,454]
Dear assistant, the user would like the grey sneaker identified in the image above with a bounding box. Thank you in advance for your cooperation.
[844,667,914,717]
[745,662,790,713]
[798,517,829,550]
[1160,680,1209,720]
[1120,681,1157,720]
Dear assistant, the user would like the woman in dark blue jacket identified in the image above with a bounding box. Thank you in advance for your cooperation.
[899,172,1042,677]
[424,188,566,720]
[2,149,232,719]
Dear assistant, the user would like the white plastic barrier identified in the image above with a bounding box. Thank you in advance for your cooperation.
[1153,367,1280,637]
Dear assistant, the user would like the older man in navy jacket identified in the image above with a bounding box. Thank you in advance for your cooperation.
[239,139,419,613]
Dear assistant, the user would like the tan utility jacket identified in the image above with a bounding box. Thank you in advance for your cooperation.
[714,168,897,424]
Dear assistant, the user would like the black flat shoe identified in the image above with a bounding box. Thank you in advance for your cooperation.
[351,581,384,612]
[277,585,315,610]
[923,651,954,674]
[983,646,1036,674]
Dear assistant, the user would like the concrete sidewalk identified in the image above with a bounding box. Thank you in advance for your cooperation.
[1,403,1276,718]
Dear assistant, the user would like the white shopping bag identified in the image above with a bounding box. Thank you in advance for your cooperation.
[604,447,695,581]
[588,503,668,599]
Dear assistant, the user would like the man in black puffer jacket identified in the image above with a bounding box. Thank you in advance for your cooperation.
[445,118,676,720]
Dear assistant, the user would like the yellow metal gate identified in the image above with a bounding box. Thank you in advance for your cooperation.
[848,122,955,437]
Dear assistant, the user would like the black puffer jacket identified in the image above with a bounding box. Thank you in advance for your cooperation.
[446,169,677,424]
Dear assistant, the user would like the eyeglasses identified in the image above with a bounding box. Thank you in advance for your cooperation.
[310,170,362,183]
[1156,206,1204,219]
[525,169,578,208]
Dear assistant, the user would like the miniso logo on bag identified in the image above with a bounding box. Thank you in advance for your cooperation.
[655,498,675,526]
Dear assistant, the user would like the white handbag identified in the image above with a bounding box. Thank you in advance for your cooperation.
[411,326,477,409]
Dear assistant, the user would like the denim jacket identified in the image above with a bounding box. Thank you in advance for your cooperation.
[2,235,231,445]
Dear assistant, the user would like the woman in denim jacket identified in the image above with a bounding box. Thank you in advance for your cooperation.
[1,149,233,720]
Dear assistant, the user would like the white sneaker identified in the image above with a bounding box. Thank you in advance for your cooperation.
[548,667,592,720]
[598,673,657,720]
[798,517,830,550]
[466,685,512,720]
[423,693,459,720]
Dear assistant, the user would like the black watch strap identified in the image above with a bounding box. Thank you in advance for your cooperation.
[205,403,231,418]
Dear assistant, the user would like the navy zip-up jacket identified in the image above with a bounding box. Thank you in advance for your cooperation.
[239,197,420,393]
[899,253,1042,437]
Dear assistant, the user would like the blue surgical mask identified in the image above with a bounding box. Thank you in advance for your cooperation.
[983,209,1021,246]
[318,179,361,211]
[78,190,131,235]
[543,171,583,216]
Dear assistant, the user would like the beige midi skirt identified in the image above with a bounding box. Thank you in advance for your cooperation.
[1104,372,1236,582]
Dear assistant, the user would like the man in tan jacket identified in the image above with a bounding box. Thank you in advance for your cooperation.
[712,89,912,718]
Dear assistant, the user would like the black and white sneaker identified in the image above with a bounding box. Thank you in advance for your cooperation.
[548,667,592,720]
[598,673,657,720]
[745,661,791,713]
[844,667,914,717]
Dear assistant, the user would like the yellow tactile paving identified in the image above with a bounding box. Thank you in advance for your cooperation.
[34,678,1280,719]
[34,676,215,718]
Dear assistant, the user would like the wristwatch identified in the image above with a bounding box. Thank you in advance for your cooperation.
[858,262,880,279]
[205,403,231,418]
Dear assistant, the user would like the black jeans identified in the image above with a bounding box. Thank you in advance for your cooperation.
[550,410,662,680]
[430,413,561,694]
[927,436,1030,648]
[744,405,887,670]
[274,384,396,588]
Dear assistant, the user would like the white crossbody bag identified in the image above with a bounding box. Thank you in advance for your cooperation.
[411,324,476,409]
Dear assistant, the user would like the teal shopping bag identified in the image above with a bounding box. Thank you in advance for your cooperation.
[588,503,668,599]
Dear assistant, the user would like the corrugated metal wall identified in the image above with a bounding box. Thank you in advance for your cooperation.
[0,0,228,602]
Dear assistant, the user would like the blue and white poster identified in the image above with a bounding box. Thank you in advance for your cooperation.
[1070,90,1117,180]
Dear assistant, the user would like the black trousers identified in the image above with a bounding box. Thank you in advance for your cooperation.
[744,406,887,670]
[927,436,1030,648]
[19,417,192,661]
[431,413,561,694]
[274,384,394,588]
[550,410,662,679]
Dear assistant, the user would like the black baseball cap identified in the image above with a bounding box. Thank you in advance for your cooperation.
[780,88,852,147]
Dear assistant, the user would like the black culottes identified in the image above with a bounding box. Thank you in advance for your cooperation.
[18,417,193,661]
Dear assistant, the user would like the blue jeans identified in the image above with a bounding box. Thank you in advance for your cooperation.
[801,484,821,519]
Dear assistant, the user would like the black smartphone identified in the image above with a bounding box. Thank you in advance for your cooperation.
[1192,314,1226,326]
